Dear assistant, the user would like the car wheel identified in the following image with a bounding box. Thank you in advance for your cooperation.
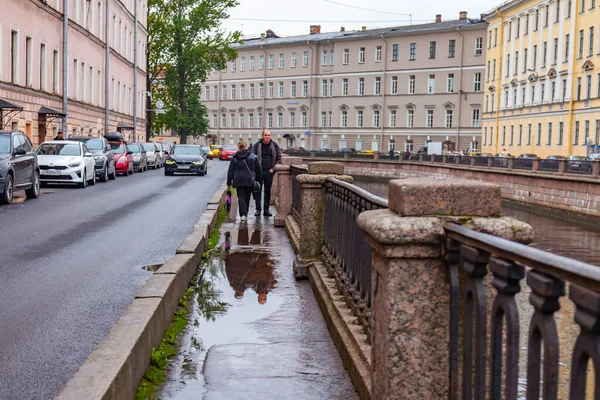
[25,171,41,199]
[128,165,134,175]
[89,171,96,185]
[100,165,109,182]
[108,166,116,180]
[78,170,87,188]
[1,173,14,204]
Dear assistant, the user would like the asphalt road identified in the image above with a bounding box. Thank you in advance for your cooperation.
[0,159,229,399]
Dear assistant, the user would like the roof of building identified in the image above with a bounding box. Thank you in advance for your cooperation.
[235,18,487,49]
[481,0,529,20]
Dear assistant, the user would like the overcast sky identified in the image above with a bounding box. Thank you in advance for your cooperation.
[221,0,502,38]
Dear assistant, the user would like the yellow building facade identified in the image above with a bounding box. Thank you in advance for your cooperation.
[482,0,600,157]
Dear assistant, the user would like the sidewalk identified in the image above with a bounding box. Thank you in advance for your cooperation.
[159,193,358,399]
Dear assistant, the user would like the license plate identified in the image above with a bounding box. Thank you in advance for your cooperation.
[42,170,61,175]
[178,165,190,170]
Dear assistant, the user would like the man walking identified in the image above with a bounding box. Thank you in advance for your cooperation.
[251,129,282,217]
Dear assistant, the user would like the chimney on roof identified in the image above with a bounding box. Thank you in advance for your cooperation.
[435,14,442,23]
[361,26,367,32]
[459,11,468,19]
[260,32,265,40]
[340,26,345,32]
[310,25,321,34]
[266,29,276,38]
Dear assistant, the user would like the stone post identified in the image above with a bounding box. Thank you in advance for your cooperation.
[310,150,316,157]
[593,159,600,177]
[357,177,533,400]
[293,161,352,279]
[470,155,476,167]
[274,156,303,227]
[532,157,540,172]
[344,151,350,159]
[487,156,493,168]
[558,159,567,174]
[455,155,461,165]
[507,157,514,170]
[374,152,380,160]
[442,154,447,163]
[418,154,424,162]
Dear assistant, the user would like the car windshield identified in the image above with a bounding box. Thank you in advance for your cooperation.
[223,145,237,151]
[172,146,201,155]
[201,146,210,152]
[143,143,156,151]
[211,145,220,150]
[83,139,104,150]
[569,156,587,160]
[0,136,10,153]
[37,143,81,156]
[111,143,125,153]
[128,144,142,153]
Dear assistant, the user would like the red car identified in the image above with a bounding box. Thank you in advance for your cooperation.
[219,144,237,160]
[108,140,134,175]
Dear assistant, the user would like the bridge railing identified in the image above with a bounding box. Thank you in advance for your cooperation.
[322,177,388,343]
[444,221,600,400]
[290,165,308,224]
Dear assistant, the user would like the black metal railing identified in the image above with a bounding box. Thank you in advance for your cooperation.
[473,156,488,166]
[444,222,600,400]
[445,155,457,164]
[433,154,444,163]
[539,159,560,172]
[322,177,389,343]
[565,160,594,175]
[491,157,509,168]
[291,165,308,224]
[512,158,534,170]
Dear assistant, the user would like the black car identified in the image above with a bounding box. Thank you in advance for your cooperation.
[69,136,116,182]
[164,145,208,176]
[0,131,41,204]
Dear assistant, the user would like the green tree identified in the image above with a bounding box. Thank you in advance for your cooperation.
[148,0,240,143]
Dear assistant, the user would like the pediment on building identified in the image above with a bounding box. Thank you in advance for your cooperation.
[339,103,349,110]
[443,102,455,109]
[510,79,519,86]
[547,68,557,78]
[371,103,381,110]
[527,73,538,82]
[405,102,416,109]
[582,60,595,71]
[488,85,496,92]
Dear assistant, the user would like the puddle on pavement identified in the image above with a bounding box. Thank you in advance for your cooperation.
[159,225,283,399]
[142,264,162,272]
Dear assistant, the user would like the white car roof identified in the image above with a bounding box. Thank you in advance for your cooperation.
[40,140,82,145]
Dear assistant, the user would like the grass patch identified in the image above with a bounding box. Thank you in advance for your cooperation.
[207,205,228,251]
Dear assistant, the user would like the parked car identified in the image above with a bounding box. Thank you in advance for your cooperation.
[164,145,208,176]
[283,146,307,154]
[127,143,148,172]
[106,135,134,176]
[337,147,357,154]
[36,140,96,188]
[159,142,172,155]
[0,130,40,204]
[201,146,212,158]
[143,142,163,169]
[313,148,332,153]
[567,155,592,172]
[547,155,568,160]
[69,136,116,182]
[209,144,221,159]
[517,153,538,159]
[357,150,375,155]
[219,144,237,160]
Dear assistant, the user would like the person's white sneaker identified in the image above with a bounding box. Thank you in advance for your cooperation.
[240,215,247,222]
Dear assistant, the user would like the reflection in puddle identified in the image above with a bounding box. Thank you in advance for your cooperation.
[141,264,162,272]
[160,226,283,399]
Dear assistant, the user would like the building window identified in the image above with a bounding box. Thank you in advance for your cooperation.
[374,77,381,95]
[240,57,246,71]
[518,125,523,145]
[258,112,263,127]
[302,80,308,97]
[577,77,582,100]
[321,79,327,97]
[596,120,600,145]
[221,85,226,100]
[586,74,592,98]
[359,47,366,63]
[426,110,434,127]
[484,127,488,145]
[551,81,556,100]
[445,109,453,128]
[391,76,398,94]
[553,38,558,64]
[342,79,348,96]
[328,79,333,97]
[322,50,328,66]
[330,50,334,65]
[427,74,435,94]
[343,48,349,64]
[492,59,496,80]
[494,28,498,46]
[407,109,414,127]
[585,120,590,144]
[502,126,506,145]
[358,78,365,96]
[508,21,512,40]
[303,51,309,67]
[568,0,572,17]
[278,82,284,98]
[328,111,332,127]
[565,34,570,62]
[279,53,284,69]
[301,111,307,127]
[544,4,550,26]
[474,73,481,92]
[259,83,264,99]
[268,82,274,98]
[289,81,296,98]
[449,39,456,57]
[231,59,236,72]
[52,49,59,93]
[506,54,511,77]
[259,55,265,70]
[509,126,514,145]
[547,122,553,144]
[291,52,297,68]
[249,113,254,128]
[392,44,399,61]
[447,73,454,93]
[389,110,397,127]
[409,43,416,60]
[523,48,528,72]
[230,113,235,128]
[556,0,561,22]
[475,37,483,55]
[408,75,416,94]
[221,113,226,127]
[231,84,236,100]
[268,54,274,69]
[590,27,595,57]
[579,30,584,58]
[357,110,364,127]
[373,109,380,127]
[277,112,283,128]
[472,109,480,127]
[375,46,382,62]
[239,114,245,128]
[39,43,46,91]
[267,112,273,128]
[536,123,542,145]
[515,51,519,75]
[558,121,564,145]
[429,41,436,58]
[562,78,567,100]
[341,110,348,127]
[574,121,580,144]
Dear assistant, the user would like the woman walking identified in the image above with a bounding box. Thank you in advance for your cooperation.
[227,142,263,221]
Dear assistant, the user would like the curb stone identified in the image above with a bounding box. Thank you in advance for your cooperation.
[55,181,229,400]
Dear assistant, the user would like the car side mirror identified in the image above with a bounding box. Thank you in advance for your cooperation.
[127,151,133,155]
[142,150,147,154]
[15,148,27,156]
[84,152,93,157]
[106,145,112,151]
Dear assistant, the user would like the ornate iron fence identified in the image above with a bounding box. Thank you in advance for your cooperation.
[322,177,389,343]
[513,158,534,170]
[539,159,560,172]
[444,222,600,400]
[566,160,594,175]
[473,156,488,166]
[291,165,308,224]
[491,157,509,168]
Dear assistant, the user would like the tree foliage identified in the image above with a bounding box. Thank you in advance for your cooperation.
[148,0,240,143]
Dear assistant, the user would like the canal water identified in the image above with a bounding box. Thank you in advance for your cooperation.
[353,175,597,398]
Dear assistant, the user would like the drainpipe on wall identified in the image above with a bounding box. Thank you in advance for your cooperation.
[61,0,68,134]
[456,26,464,150]
[261,45,267,137]
[567,0,581,156]
[307,40,313,148]
[133,0,138,142]
[216,70,221,142]
[494,8,505,154]
[380,34,388,151]
[104,0,110,135]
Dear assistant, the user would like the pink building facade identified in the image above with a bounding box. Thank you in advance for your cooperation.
[1,0,147,145]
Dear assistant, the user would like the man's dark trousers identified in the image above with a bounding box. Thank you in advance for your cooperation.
[253,169,275,212]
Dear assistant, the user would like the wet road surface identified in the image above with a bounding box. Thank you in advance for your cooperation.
[0,160,229,399]
[159,199,358,399]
